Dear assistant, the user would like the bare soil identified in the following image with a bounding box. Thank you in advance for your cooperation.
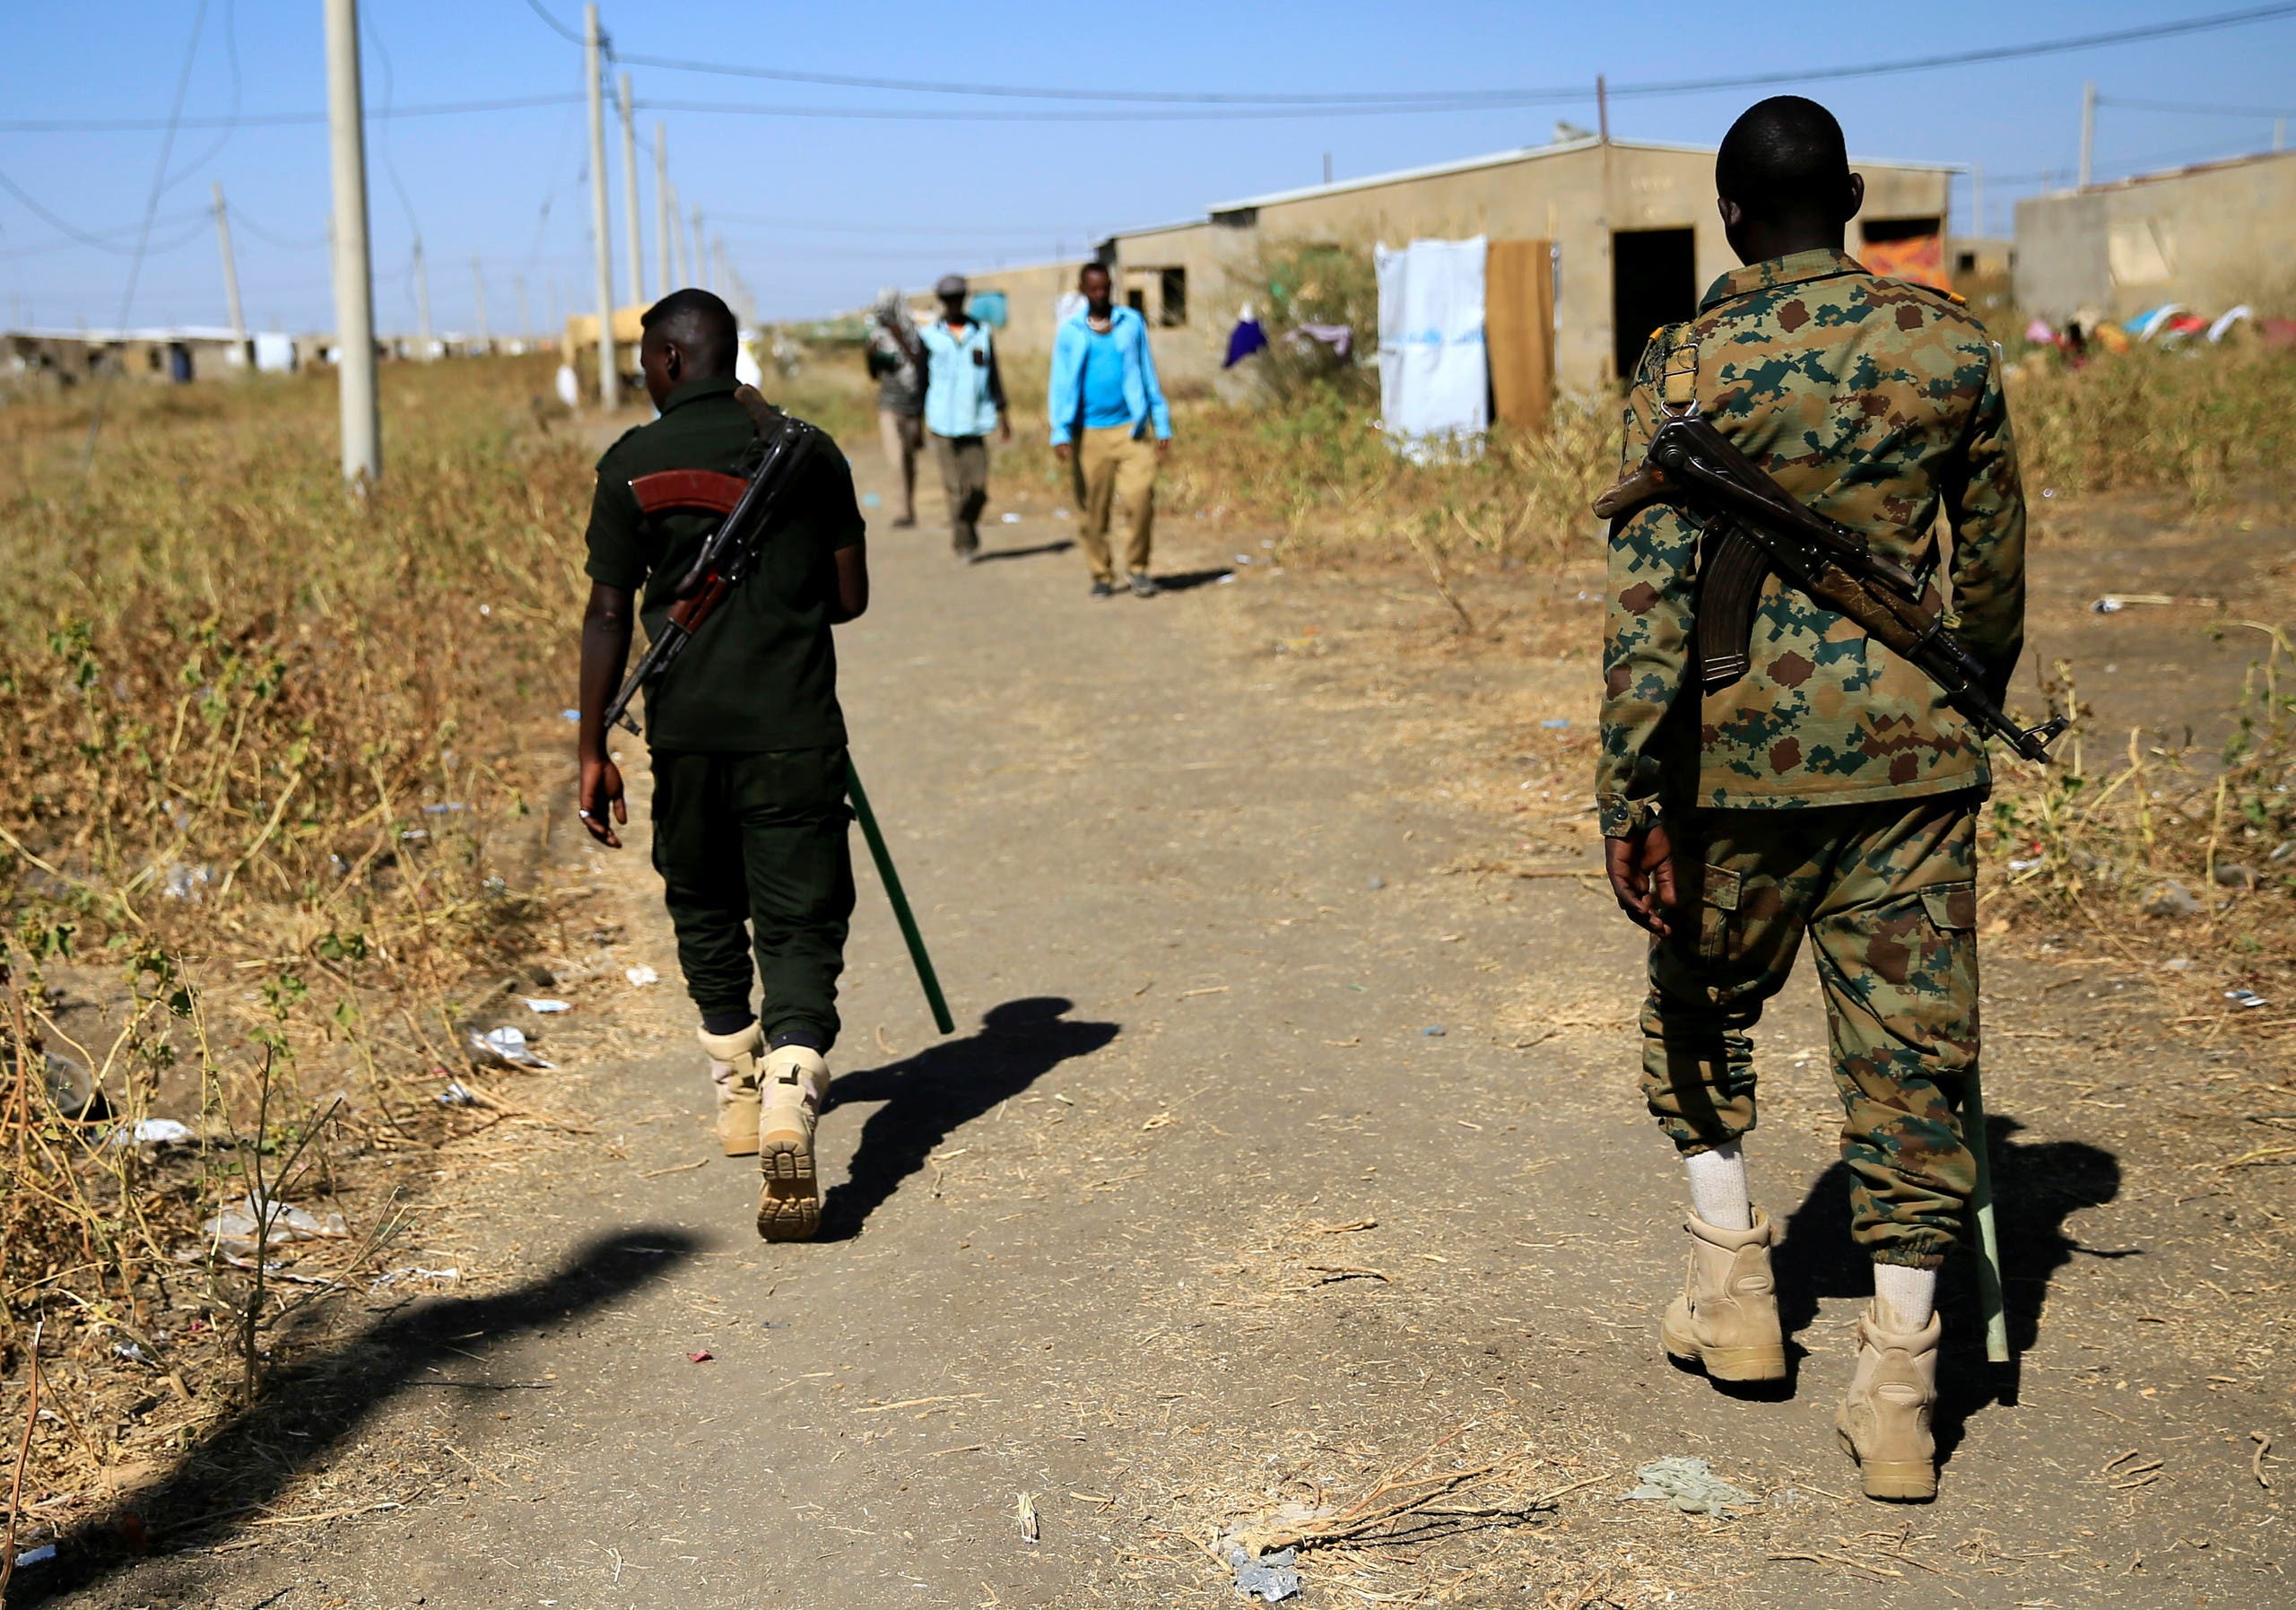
[17,450,2291,1609]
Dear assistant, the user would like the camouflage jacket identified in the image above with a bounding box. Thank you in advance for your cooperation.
[1597,248,2027,837]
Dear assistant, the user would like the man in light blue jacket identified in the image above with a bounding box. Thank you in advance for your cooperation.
[1048,263,1172,598]
[920,274,1011,561]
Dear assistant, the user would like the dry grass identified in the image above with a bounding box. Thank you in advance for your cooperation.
[1985,627,2296,1001]
[2010,345,2296,514]
[0,356,590,1508]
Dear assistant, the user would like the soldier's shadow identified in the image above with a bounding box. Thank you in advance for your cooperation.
[1769,1116,2124,1458]
[816,996,1118,1240]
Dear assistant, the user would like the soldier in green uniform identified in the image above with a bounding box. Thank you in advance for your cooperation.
[1597,99,2027,1501]
[576,288,870,1242]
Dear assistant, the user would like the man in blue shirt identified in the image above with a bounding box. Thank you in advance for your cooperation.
[1048,262,1173,597]
[919,274,1010,561]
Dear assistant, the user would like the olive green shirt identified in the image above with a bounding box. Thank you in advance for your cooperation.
[1597,248,2028,836]
[583,374,865,753]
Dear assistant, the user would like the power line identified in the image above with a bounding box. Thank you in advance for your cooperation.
[612,3,2296,107]
[2095,94,2296,117]
[158,0,240,196]
[0,170,205,253]
[81,0,213,480]
[0,94,581,135]
[227,210,327,250]
[13,4,2290,136]
[520,0,585,47]
[707,211,1093,238]
[0,213,213,265]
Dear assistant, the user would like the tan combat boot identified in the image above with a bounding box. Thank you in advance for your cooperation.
[698,1023,764,1157]
[1659,1208,1787,1383]
[755,1044,831,1241]
[1835,1305,1943,1501]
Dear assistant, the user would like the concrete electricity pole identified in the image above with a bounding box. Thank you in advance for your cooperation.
[619,71,644,307]
[472,255,489,347]
[413,235,432,356]
[690,207,706,292]
[654,121,671,294]
[212,181,248,355]
[2078,80,2095,191]
[324,0,380,482]
[585,3,620,409]
[668,184,686,284]
[515,272,530,342]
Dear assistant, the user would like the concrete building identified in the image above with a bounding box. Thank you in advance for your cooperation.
[955,135,1957,398]
[2013,148,2296,324]
[3,326,259,387]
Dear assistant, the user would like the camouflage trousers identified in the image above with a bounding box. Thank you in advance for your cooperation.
[1641,791,1982,1268]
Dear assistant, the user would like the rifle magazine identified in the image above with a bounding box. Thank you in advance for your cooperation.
[1693,526,1770,694]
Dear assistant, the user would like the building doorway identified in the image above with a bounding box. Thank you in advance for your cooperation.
[1611,227,1697,385]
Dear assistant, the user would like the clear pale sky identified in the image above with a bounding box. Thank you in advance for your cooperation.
[2,0,2291,335]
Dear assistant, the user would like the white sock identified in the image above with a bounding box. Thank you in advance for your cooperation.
[1873,1264,1938,1332]
[1683,1143,1752,1231]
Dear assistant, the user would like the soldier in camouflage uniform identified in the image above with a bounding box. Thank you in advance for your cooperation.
[1596,97,2026,1502]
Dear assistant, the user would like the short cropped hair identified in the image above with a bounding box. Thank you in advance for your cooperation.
[640,288,738,373]
[1715,96,1851,220]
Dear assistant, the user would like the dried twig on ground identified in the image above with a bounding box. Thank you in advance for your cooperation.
[0,1320,43,1599]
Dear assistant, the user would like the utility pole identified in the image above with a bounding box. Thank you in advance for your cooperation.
[515,272,530,343]
[654,121,671,293]
[471,255,489,348]
[584,3,619,409]
[691,207,706,291]
[412,235,432,357]
[2275,117,2287,152]
[212,181,247,359]
[324,0,379,482]
[619,71,644,307]
[2078,80,2095,191]
[1596,74,1610,144]
[667,183,686,284]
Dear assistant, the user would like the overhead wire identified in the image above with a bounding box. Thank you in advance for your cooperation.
[8,4,2286,135]
[0,94,582,135]
[610,4,2296,109]
[157,0,239,196]
[0,170,205,254]
[80,0,213,480]
[2093,95,2296,117]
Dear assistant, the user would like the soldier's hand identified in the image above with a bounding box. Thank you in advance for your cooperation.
[578,755,627,849]
[1606,822,1682,938]
[1053,441,1071,463]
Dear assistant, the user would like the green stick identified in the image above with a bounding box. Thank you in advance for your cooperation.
[1965,1065,2009,1363]
[847,761,955,1036]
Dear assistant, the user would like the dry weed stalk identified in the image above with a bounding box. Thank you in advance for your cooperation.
[0,355,585,1501]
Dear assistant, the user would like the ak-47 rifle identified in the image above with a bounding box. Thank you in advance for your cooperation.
[1593,410,2066,764]
[601,385,819,736]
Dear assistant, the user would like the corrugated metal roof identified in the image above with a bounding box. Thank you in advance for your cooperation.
[1203,135,1958,217]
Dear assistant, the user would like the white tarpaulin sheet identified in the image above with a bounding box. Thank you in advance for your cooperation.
[1376,236,1487,460]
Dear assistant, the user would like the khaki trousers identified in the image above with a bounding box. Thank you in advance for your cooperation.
[931,431,989,555]
[1073,425,1158,582]
[876,409,923,522]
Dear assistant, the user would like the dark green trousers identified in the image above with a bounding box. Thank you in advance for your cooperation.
[648,746,854,1047]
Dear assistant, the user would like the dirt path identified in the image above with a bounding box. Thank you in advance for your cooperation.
[44,459,2290,1608]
